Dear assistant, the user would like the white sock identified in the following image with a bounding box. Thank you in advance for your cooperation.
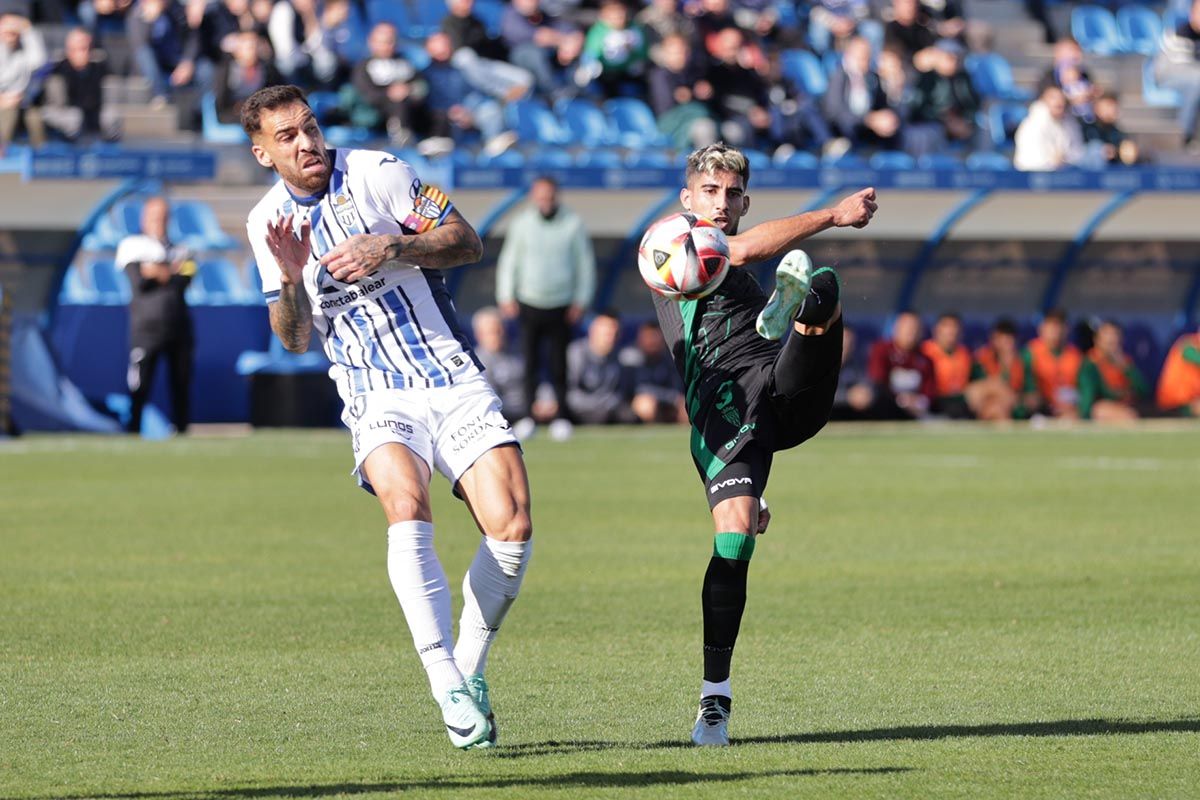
[454,537,532,677]
[386,521,463,699]
[701,679,732,699]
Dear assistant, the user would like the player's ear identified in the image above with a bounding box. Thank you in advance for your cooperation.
[740,194,750,217]
[251,143,273,169]
[679,186,691,211]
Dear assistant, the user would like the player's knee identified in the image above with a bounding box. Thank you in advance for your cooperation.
[491,509,533,542]
[711,497,758,535]
[378,491,432,525]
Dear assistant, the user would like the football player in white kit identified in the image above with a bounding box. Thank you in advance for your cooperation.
[242,85,531,750]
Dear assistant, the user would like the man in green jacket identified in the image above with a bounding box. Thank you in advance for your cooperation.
[497,176,596,441]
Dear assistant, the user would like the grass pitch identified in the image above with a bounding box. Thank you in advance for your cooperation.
[2,424,1198,799]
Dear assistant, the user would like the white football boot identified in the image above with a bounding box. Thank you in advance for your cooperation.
[439,682,492,749]
[691,695,732,747]
[755,249,814,341]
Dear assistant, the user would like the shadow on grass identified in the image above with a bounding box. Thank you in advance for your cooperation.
[11,767,911,800]
[491,716,1200,758]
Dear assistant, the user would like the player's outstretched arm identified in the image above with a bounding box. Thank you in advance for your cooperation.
[727,187,877,267]
[320,209,484,283]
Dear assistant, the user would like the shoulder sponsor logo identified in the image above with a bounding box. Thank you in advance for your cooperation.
[710,476,753,494]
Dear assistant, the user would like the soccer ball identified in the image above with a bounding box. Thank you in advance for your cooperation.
[637,213,731,300]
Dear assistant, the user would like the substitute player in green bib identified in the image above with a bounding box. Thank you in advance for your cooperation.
[651,144,877,746]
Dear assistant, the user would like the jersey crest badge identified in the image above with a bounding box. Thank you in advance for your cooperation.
[333,193,360,232]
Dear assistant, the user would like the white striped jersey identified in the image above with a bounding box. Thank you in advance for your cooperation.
[247,148,482,398]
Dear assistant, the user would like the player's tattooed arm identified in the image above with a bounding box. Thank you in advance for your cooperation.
[265,213,313,353]
[320,209,483,281]
[727,187,877,266]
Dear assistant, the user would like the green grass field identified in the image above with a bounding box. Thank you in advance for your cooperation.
[2,424,1199,799]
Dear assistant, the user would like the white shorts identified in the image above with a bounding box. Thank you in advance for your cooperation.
[342,374,518,494]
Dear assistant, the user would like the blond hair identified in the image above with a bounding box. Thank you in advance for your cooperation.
[684,143,750,187]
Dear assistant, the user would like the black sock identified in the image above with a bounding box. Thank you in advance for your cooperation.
[795,267,841,327]
[702,532,755,683]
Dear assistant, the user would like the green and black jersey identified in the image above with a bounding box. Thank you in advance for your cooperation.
[653,268,783,480]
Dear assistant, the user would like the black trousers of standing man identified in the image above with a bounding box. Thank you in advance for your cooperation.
[127,337,193,434]
[518,303,572,421]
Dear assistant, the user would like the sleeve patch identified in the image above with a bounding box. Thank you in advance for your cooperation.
[403,183,453,234]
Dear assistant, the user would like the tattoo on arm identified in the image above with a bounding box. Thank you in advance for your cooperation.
[387,210,483,270]
[269,282,313,353]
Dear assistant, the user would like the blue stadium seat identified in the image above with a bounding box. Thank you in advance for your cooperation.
[324,125,372,147]
[236,332,329,375]
[780,49,828,97]
[59,265,98,304]
[201,93,249,144]
[624,150,675,168]
[113,198,144,238]
[556,99,617,147]
[474,149,526,168]
[965,151,1013,170]
[506,99,570,145]
[81,207,128,250]
[528,148,575,168]
[1118,5,1162,54]
[411,0,448,37]
[1142,56,1182,107]
[187,258,253,305]
[1071,5,1122,55]
[775,149,820,168]
[367,0,407,27]
[987,101,1029,148]
[742,149,772,169]
[574,148,624,168]
[821,150,867,167]
[88,259,131,304]
[306,91,341,123]
[603,98,669,147]
[917,153,962,170]
[171,200,239,251]
[474,0,505,36]
[965,53,1032,101]
[869,150,916,169]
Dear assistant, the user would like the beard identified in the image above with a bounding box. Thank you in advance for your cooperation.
[280,152,331,195]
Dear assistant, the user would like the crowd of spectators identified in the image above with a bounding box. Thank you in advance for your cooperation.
[2,0,1197,163]
[836,310,1200,422]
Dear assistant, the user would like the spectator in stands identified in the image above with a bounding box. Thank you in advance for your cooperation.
[352,22,424,145]
[126,0,198,105]
[696,26,773,150]
[867,311,936,419]
[877,46,913,109]
[1083,91,1138,166]
[1156,326,1200,416]
[619,320,685,424]
[421,31,516,152]
[1014,84,1085,171]
[580,0,648,98]
[567,309,635,426]
[0,12,46,151]
[444,0,507,60]
[472,306,526,421]
[767,50,834,156]
[1023,308,1082,418]
[497,176,595,441]
[213,30,280,124]
[809,0,867,55]
[648,32,715,148]
[906,37,979,155]
[267,0,338,86]
[636,0,693,50]
[970,318,1037,420]
[78,0,134,34]
[1047,38,1096,125]
[885,0,937,63]
[920,312,973,419]
[115,196,195,435]
[824,35,903,150]
[1078,320,1149,422]
[1154,0,1200,149]
[500,0,582,99]
[831,322,875,420]
[40,27,120,142]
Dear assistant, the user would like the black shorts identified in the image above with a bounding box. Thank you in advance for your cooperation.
[693,318,843,507]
